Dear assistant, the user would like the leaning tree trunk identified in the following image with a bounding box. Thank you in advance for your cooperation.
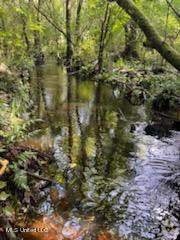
[122,20,139,59]
[112,0,180,71]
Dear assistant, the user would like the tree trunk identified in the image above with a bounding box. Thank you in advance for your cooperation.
[113,0,180,71]
[75,0,83,46]
[122,20,139,59]
[65,0,73,67]
[34,0,44,65]
[0,16,8,57]
[21,17,30,53]
[98,3,111,73]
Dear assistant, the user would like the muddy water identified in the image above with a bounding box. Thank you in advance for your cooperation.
[30,63,180,240]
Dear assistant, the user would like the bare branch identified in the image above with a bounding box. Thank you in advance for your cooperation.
[26,171,57,183]
[166,0,180,19]
[32,0,67,38]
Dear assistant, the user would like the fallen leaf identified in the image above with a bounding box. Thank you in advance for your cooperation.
[0,159,9,176]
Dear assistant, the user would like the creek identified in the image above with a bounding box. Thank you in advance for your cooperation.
[28,62,180,240]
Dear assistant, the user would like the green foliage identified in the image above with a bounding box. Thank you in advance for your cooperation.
[10,150,37,191]
[9,55,34,71]
[0,71,18,93]
[11,165,29,191]
[0,191,10,201]
[0,73,40,143]
[0,181,7,189]
[78,38,97,62]
[18,150,37,166]
[105,111,118,128]
[151,75,180,111]
[81,164,126,220]
[0,0,179,70]
[113,59,126,69]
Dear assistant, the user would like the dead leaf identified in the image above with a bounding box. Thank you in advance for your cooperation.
[0,159,9,176]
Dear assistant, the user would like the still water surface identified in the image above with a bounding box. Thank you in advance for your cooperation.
[30,63,180,240]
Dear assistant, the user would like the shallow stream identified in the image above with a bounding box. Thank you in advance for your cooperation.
[29,62,180,240]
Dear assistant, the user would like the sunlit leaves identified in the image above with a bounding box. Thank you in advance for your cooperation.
[85,137,96,157]
[105,111,118,129]
[78,82,94,101]
[71,133,80,163]
[14,7,26,16]
[79,39,96,61]
[29,23,45,33]
[0,6,5,16]
[0,181,6,189]
[0,191,10,201]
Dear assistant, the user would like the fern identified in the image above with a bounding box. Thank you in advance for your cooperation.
[17,150,37,166]
[10,150,37,190]
[13,167,29,191]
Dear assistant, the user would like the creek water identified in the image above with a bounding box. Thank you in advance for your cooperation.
[30,62,180,240]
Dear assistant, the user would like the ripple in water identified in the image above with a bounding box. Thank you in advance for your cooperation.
[118,125,180,240]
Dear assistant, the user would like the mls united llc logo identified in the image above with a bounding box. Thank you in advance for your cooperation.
[0,227,49,233]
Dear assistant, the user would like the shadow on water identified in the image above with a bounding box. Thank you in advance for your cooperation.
[28,62,180,240]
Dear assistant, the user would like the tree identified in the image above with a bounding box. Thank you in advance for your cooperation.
[75,0,84,46]
[97,2,111,72]
[65,0,73,67]
[122,20,139,59]
[33,0,44,65]
[111,0,180,70]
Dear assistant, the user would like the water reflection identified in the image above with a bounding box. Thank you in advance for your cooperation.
[31,63,180,240]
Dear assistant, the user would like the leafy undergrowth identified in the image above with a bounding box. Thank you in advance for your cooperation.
[0,64,55,237]
[77,61,180,113]
[0,144,54,208]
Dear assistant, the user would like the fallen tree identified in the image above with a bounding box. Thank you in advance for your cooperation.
[110,0,180,71]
